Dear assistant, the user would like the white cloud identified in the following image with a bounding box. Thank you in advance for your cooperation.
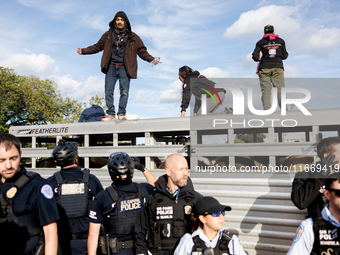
[51,75,104,103]
[224,5,299,39]
[199,67,229,78]
[159,80,182,103]
[51,74,82,97]
[224,4,340,56]
[136,90,156,103]
[0,53,58,77]
[284,65,300,78]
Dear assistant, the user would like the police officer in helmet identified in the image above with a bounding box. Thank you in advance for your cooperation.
[87,152,156,255]
[47,139,104,254]
[0,133,59,255]
[288,172,340,254]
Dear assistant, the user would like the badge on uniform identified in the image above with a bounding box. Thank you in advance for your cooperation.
[6,187,18,199]
[41,184,53,199]
[184,205,192,215]
[156,206,174,220]
[293,225,304,243]
[119,198,142,212]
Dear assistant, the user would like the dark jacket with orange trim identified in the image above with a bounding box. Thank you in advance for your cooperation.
[81,11,154,78]
[180,70,219,114]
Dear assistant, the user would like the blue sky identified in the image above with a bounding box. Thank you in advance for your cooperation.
[1,0,340,119]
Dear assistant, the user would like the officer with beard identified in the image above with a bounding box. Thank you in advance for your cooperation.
[0,133,59,255]
[87,152,156,255]
[135,154,202,255]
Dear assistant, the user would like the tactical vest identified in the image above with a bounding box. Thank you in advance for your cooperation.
[103,183,145,235]
[311,209,340,255]
[147,191,195,251]
[0,172,42,242]
[54,169,90,219]
[191,230,233,255]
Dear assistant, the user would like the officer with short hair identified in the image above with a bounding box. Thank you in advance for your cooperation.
[87,152,156,255]
[287,172,340,254]
[135,154,203,255]
[174,196,246,255]
[47,139,104,254]
[0,133,59,255]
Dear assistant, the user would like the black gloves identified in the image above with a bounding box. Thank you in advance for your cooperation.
[133,157,146,172]
[317,153,339,177]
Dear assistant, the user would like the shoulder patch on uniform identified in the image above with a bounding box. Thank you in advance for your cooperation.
[183,83,187,88]
[293,225,304,243]
[41,184,53,199]
[89,210,97,219]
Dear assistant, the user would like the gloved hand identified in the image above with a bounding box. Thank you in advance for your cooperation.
[133,158,145,172]
[317,153,339,177]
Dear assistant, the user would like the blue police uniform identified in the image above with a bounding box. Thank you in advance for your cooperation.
[47,166,104,255]
[0,166,59,255]
[174,227,246,255]
[287,204,340,254]
[89,182,153,255]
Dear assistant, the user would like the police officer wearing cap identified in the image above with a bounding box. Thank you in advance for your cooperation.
[174,196,246,255]
[135,153,202,255]
[87,152,157,255]
[0,133,59,255]
[47,139,104,254]
[288,172,340,255]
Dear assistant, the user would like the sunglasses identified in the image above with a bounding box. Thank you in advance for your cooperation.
[203,211,225,217]
[327,188,340,197]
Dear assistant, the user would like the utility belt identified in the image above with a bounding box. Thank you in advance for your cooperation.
[98,234,134,254]
[72,232,88,240]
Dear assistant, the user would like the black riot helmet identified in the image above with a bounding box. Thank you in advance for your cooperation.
[108,152,135,185]
[52,139,78,167]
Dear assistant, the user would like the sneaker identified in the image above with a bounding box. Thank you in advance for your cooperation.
[101,115,116,121]
[224,107,233,114]
[118,115,127,120]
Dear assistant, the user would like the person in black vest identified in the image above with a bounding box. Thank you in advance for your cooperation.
[0,133,59,255]
[291,137,340,216]
[252,24,288,110]
[135,154,202,255]
[287,172,340,254]
[47,139,104,255]
[174,196,246,255]
[179,66,228,117]
[87,152,157,255]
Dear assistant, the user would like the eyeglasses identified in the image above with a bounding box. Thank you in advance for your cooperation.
[327,188,340,197]
[203,211,225,217]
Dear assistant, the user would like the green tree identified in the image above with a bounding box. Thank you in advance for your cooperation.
[88,95,107,110]
[0,67,83,132]
[235,133,266,143]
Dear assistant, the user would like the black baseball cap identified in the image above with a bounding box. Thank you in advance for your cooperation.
[195,196,231,216]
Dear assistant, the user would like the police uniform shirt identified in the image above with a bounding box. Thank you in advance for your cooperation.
[287,204,340,255]
[89,182,152,241]
[174,227,247,255]
[0,166,59,253]
[47,166,104,233]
